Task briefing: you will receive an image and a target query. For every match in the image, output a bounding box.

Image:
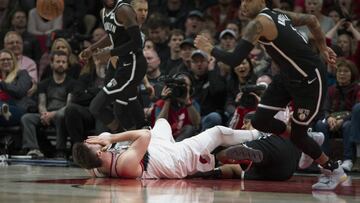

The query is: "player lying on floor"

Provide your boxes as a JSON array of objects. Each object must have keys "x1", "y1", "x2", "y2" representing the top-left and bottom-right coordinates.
[
  {"x1": 191, "y1": 112, "x2": 324, "y2": 181},
  {"x1": 73, "y1": 113, "x2": 323, "y2": 180}
]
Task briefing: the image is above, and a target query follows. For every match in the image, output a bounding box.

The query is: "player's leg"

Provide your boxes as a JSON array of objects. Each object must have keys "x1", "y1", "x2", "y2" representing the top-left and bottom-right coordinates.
[{"x1": 251, "y1": 75, "x2": 291, "y2": 135}]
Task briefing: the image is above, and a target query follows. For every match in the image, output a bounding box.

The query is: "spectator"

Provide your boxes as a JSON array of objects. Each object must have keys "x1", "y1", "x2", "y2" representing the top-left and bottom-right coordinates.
[
  {"x1": 190, "y1": 50, "x2": 227, "y2": 130},
  {"x1": 226, "y1": 58, "x2": 258, "y2": 128},
  {"x1": 64, "y1": 56, "x2": 107, "y2": 145},
  {"x1": 169, "y1": 37, "x2": 196, "y2": 75},
  {"x1": 0, "y1": 0, "x2": 17, "y2": 31},
  {"x1": 159, "y1": 0, "x2": 188, "y2": 29},
  {"x1": 205, "y1": 0, "x2": 237, "y2": 33},
  {"x1": 0, "y1": 49, "x2": 34, "y2": 126},
  {"x1": 314, "y1": 58, "x2": 360, "y2": 171},
  {"x1": 20, "y1": 50, "x2": 76, "y2": 158},
  {"x1": 217, "y1": 29, "x2": 237, "y2": 52},
  {"x1": 27, "y1": 7, "x2": 63, "y2": 36},
  {"x1": 4, "y1": 31, "x2": 38, "y2": 96},
  {"x1": 297, "y1": 0, "x2": 335, "y2": 41},
  {"x1": 0, "y1": 9, "x2": 42, "y2": 63},
  {"x1": 326, "y1": 19, "x2": 360, "y2": 73},
  {"x1": 161, "y1": 29, "x2": 184, "y2": 75},
  {"x1": 144, "y1": 39, "x2": 156, "y2": 51},
  {"x1": 140, "y1": 49, "x2": 164, "y2": 118},
  {"x1": 39, "y1": 38, "x2": 81, "y2": 80},
  {"x1": 151, "y1": 72, "x2": 201, "y2": 141},
  {"x1": 146, "y1": 13, "x2": 170, "y2": 64},
  {"x1": 216, "y1": 29, "x2": 238, "y2": 78},
  {"x1": 184, "y1": 10, "x2": 204, "y2": 38}
]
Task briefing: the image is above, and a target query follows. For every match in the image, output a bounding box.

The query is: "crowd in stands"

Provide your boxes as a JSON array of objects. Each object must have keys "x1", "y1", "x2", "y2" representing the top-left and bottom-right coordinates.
[{"x1": 0, "y1": 0, "x2": 359, "y2": 172}]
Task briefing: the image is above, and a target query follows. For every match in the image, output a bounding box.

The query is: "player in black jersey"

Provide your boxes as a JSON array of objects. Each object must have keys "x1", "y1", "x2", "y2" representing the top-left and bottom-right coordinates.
[
  {"x1": 195, "y1": 0, "x2": 346, "y2": 190},
  {"x1": 80, "y1": 0, "x2": 147, "y2": 132}
]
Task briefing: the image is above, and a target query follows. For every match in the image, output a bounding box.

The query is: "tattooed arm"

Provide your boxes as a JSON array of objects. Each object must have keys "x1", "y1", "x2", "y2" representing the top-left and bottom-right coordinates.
[
  {"x1": 195, "y1": 16, "x2": 274, "y2": 67},
  {"x1": 275, "y1": 9, "x2": 336, "y2": 64}
]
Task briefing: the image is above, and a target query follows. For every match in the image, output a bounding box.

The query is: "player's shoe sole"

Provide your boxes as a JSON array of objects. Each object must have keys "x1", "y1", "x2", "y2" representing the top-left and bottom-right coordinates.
[{"x1": 217, "y1": 144, "x2": 263, "y2": 164}]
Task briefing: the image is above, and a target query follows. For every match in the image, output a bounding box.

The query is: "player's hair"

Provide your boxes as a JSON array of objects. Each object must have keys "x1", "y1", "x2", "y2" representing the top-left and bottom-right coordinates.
[{"x1": 72, "y1": 143, "x2": 102, "y2": 169}]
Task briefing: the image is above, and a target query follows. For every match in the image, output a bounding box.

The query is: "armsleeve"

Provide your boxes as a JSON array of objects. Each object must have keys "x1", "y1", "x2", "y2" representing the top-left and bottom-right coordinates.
[
  {"x1": 110, "y1": 25, "x2": 143, "y2": 56},
  {"x1": 211, "y1": 39, "x2": 254, "y2": 67}
]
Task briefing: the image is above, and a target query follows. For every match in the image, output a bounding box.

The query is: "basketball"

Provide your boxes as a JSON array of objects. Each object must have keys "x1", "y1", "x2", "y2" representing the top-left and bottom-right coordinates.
[{"x1": 36, "y1": 0, "x2": 64, "y2": 21}]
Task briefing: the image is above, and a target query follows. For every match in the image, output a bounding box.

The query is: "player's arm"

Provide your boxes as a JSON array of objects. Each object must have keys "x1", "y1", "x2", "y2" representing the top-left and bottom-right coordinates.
[
  {"x1": 86, "y1": 129, "x2": 151, "y2": 178},
  {"x1": 110, "y1": 5, "x2": 143, "y2": 56},
  {"x1": 195, "y1": 16, "x2": 271, "y2": 67},
  {"x1": 274, "y1": 9, "x2": 327, "y2": 51},
  {"x1": 275, "y1": 9, "x2": 336, "y2": 64}
]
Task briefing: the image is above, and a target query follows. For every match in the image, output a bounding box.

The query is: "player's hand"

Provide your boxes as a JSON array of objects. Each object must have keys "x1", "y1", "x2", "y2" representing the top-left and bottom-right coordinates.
[
  {"x1": 322, "y1": 46, "x2": 337, "y2": 65},
  {"x1": 79, "y1": 47, "x2": 93, "y2": 61},
  {"x1": 86, "y1": 133, "x2": 112, "y2": 151},
  {"x1": 194, "y1": 34, "x2": 214, "y2": 55},
  {"x1": 93, "y1": 49, "x2": 110, "y2": 63}
]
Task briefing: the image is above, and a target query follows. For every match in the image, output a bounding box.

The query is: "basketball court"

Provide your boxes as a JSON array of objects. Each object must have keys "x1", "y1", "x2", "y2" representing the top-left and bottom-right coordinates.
[{"x1": 1, "y1": 163, "x2": 359, "y2": 203}]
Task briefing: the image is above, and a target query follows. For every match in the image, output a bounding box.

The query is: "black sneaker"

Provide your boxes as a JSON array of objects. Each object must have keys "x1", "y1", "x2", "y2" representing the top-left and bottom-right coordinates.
[{"x1": 216, "y1": 144, "x2": 263, "y2": 164}]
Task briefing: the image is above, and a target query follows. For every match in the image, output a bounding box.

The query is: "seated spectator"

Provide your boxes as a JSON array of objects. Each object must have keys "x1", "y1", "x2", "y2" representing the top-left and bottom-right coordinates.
[
  {"x1": 169, "y1": 37, "x2": 196, "y2": 75},
  {"x1": 27, "y1": 6, "x2": 62, "y2": 36},
  {"x1": 20, "y1": 50, "x2": 76, "y2": 158},
  {"x1": 64, "y1": 56, "x2": 107, "y2": 145},
  {"x1": 226, "y1": 58, "x2": 259, "y2": 128},
  {"x1": 39, "y1": 38, "x2": 81, "y2": 80},
  {"x1": 314, "y1": 58, "x2": 360, "y2": 171},
  {"x1": 151, "y1": 72, "x2": 200, "y2": 141},
  {"x1": 297, "y1": 0, "x2": 335, "y2": 40},
  {"x1": 0, "y1": 9, "x2": 42, "y2": 63},
  {"x1": 0, "y1": 0, "x2": 17, "y2": 31},
  {"x1": 190, "y1": 50, "x2": 227, "y2": 131},
  {"x1": 184, "y1": 10, "x2": 204, "y2": 38},
  {"x1": 4, "y1": 31, "x2": 38, "y2": 96},
  {"x1": 146, "y1": 13, "x2": 170, "y2": 64},
  {"x1": 140, "y1": 49, "x2": 164, "y2": 119},
  {"x1": 161, "y1": 29, "x2": 184, "y2": 75},
  {"x1": 216, "y1": 29, "x2": 238, "y2": 78},
  {"x1": 0, "y1": 49, "x2": 35, "y2": 126},
  {"x1": 326, "y1": 18, "x2": 360, "y2": 72},
  {"x1": 205, "y1": 0, "x2": 237, "y2": 33}
]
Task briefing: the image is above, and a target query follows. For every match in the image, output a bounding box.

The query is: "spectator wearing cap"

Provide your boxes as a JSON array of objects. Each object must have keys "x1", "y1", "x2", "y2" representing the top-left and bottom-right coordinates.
[
  {"x1": 189, "y1": 49, "x2": 227, "y2": 131},
  {"x1": 225, "y1": 20, "x2": 242, "y2": 40},
  {"x1": 169, "y1": 37, "x2": 196, "y2": 75},
  {"x1": 215, "y1": 29, "x2": 237, "y2": 78},
  {"x1": 184, "y1": 10, "x2": 204, "y2": 38},
  {"x1": 162, "y1": 29, "x2": 185, "y2": 75},
  {"x1": 206, "y1": 0, "x2": 237, "y2": 33},
  {"x1": 218, "y1": 29, "x2": 237, "y2": 52}
]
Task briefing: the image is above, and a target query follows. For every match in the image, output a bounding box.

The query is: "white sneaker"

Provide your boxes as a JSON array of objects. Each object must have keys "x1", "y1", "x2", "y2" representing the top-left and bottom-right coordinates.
[
  {"x1": 27, "y1": 149, "x2": 44, "y2": 158},
  {"x1": 341, "y1": 159, "x2": 353, "y2": 172},
  {"x1": 312, "y1": 163, "x2": 348, "y2": 190},
  {"x1": 298, "y1": 132, "x2": 325, "y2": 169}
]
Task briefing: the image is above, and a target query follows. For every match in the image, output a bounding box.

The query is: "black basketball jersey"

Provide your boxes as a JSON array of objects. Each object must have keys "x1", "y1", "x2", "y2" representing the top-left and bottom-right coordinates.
[
  {"x1": 258, "y1": 8, "x2": 324, "y2": 79},
  {"x1": 102, "y1": 0, "x2": 132, "y2": 50}
]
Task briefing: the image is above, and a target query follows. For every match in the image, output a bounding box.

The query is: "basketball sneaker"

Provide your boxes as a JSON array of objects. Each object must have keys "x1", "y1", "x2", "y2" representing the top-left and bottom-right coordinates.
[
  {"x1": 298, "y1": 131, "x2": 325, "y2": 169},
  {"x1": 312, "y1": 162, "x2": 348, "y2": 190},
  {"x1": 216, "y1": 144, "x2": 263, "y2": 167}
]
